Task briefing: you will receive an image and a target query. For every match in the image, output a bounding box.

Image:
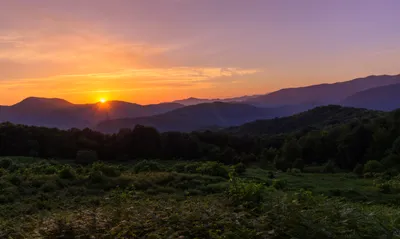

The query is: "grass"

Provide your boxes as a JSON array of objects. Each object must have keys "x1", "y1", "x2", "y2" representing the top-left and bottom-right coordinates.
[
  {"x1": 245, "y1": 167, "x2": 400, "y2": 204},
  {"x1": 2, "y1": 157, "x2": 400, "y2": 238}
]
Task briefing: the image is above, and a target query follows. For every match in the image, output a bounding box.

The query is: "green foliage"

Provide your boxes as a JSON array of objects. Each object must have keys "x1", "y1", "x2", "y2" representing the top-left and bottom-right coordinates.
[
  {"x1": 59, "y1": 166, "x2": 76, "y2": 179},
  {"x1": 227, "y1": 177, "x2": 265, "y2": 206},
  {"x1": 353, "y1": 163, "x2": 364, "y2": 175},
  {"x1": 76, "y1": 150, "x2": 98, "y2": 165},
  {"x1": 282, "y1": 138, "x2": 301, "y2": 163},
  {"x1": 89, "y1": 170, "x2": 106, "y2": 184},
  {"x1": 92, "y1": 162, "x2": 121, "y2": 177},
  {"x1": 0, "y1": 158, "x2": 12, "y2": 169},
  {"x1": 391, "y1": 136, "x2": 400, "y2": 155},
  {"x1": 381, "y1": 154, "x2": 400, "y2": 169},
  {"x1": 364, "y1": 160, "x2": 384, "y2": 173},
  {"x1": 232, "y1": 162, "x2": 246, "y2": 175},
  {"x1": 1, "y1": 158, "x2": 400, "y2": 238},
  {"x1": 133, "y1": 160, "x2": 162, "y2": 173},
  {"x1": 321, "y1": 160, "x2": 335, "y2": 173},
  {"x1": 292, "y1": 158, "x2": 305, "y2": 171},
  {"x1": 196, "y1": 161, "x2": 229, "y2": 178},
  {"x1": 272, "y1": 179, "x2": 287, "y2": 190},
  {"x1": 40, "y1": 181, "x2": 59, "y2": 193},
  {"x1": 275, "y1": 158, "x2": 291, "y2": 171},
  {"x1": 287, "y1": 168, "x2": 302, "y2": 176}
]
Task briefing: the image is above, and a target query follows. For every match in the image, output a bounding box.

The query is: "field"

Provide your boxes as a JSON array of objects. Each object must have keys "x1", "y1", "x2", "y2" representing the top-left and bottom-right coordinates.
[{"x1": 1, "y1": 157, "x2": 400, "y2": 238}]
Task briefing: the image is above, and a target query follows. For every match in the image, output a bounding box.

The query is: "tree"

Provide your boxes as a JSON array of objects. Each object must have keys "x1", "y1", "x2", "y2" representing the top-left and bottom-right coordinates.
[
  {"x1": 261, "y1": 147, "x2": 278, "y2": 162},
  {"x1": 275, "y1": 158, "x2": 291, "y2": 171},
  {"x1": 281, "y1": 138, "x2": 301, "y2": 163},
  {"x1": 130, "y1": 125, "x2": 162, "y2": 159},
  {"x1": 353, "y1": 163, "x2": 364, "y2": 175},
  {"x1": 363, "y1": 160, "x2": 384, "y2": 173},
  {"x1": 391, "y1": 136, "x2": 400, "y2": 155},
  {"x1": 381, "y1": 154, "x2": 400, "y2": 169},
  {"x1": 292, "y1": 158, "x2": 305, "y2": 171},
  {"x1": 321, "y1": 160, "x2": 335, "y2": 173}
]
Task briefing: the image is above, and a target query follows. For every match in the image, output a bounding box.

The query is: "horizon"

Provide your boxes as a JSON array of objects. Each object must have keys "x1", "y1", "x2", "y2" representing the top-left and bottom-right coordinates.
[
  {"x1": 0, "y1": 73, "x2": 398, "y2": 106},
  {"x1": 1, "y1": 0, "x2": 400, "y2": 105}
]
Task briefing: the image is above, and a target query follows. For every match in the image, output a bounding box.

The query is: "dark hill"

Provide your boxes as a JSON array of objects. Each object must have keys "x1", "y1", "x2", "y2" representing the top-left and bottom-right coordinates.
[
  {"x1": 97, "y1": 102, "x2": 284, "y2": 133},
  {"x1": 225, "y1": 105, "x2": 381, "y2": 135},
  {"x1": 341, "y1": 83, "x2": 400, "y2": 111},
  {"x1": 246, "y1": 74, "x2": 400, "y2": 107}
]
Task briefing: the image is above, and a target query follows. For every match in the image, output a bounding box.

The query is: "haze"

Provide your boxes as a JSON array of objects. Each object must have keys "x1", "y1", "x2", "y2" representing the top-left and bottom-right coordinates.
[{"x1": 1, "y1": 0, "x2": 399, "y2": 105}]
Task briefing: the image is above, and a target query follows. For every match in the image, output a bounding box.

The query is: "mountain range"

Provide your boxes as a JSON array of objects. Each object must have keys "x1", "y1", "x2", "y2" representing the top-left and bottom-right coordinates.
[
  {"x1": 0, "y1": 97, "x2": 183, "y2": 129},
  {"x1": 1, "y1": 74, "x2": 399, "y2": 132}
]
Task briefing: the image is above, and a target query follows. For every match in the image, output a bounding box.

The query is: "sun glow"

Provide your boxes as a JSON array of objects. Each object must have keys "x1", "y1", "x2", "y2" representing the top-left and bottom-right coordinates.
[{"x1": 99, "y1": 98, "x2": 107, "y2": 103}]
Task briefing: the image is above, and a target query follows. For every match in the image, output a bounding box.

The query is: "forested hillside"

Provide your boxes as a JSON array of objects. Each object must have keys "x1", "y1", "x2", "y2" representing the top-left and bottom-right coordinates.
[
  {"x1": 225, "y1": 105, "x2": 382, "y2": 135},
  {"x1": 1, "y1": 105, "x2": 400, "y2": 172}
]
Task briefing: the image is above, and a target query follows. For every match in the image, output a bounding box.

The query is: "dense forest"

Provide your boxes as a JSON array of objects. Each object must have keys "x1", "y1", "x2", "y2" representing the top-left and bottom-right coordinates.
[{"x1": 1, "y1": 105, "x2": 400, "y2": 173}]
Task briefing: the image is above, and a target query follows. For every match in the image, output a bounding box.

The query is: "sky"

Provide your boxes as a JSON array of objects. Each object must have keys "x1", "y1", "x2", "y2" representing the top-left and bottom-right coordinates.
[{"x1": 0, "y1": 0, "x2": 400, "y2": 105}]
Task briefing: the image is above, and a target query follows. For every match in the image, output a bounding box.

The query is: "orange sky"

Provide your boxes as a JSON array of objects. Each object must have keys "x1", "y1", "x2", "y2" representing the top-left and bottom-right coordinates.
[{"x1": 1, "y1": 0, "x2": 400, "y2": 105}]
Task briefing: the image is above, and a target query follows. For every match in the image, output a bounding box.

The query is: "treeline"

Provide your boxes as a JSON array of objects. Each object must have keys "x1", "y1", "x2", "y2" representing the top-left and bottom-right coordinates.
[{"x1": 1, "y1": 106, "x2": 400, "y2": 172}]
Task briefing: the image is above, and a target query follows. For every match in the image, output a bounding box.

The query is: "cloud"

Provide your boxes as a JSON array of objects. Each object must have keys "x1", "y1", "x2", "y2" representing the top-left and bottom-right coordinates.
[{"x1": 0, "y1": 67, "x2": 260, "y2": 92}]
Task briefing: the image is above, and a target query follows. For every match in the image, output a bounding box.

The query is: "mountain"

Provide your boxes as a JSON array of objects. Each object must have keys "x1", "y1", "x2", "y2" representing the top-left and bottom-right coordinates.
[
  {"x1": 0, "y1": 98, "x2": 183, "y2": 129},
  {"x1": 245, "y1": 74, "x2": 400, "y2": 107},
  {"x1": 96, "y1": 102, "x2": 295, "y2": 133},
  {"x1": 173, "y1": 95, "x2": 260, "y2": 106},
  {"x1": 341, "y1": 83, "x2": 400, "y2": 111},
  {"x1": 225, "y1": 105, "x2": 382, "y2": 135},
  {"x1": 11, "y1": 97, "x2": 74, "y2": 112}
]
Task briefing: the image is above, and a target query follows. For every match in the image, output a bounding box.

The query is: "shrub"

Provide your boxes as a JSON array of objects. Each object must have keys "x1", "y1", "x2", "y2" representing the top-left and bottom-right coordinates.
[
  {"x1": 227, "y1": 177, "x2": 264, "y2": 206},
  {"x1": 321, "y1": 160, "x2": 335, "y2": 173},
  {"x1": 41, "y1": 182, "x2": 59, "y2": 193},
  {"x1": 196, "y1": 161, "x2": 229, "y2": 178},
  {"x1": 89, "y1": 171, "x2": 106, "y2": 184},
  {"x1": 133, "y1": 160, "x2": 162, "y2": 173},
  {"x1": 43, "y1": 165, "x2": 58, "y2": 175},
  {"x1": 184, "y1": 163, "x2": 200, "y2": 174},
  {"x1": 173, "y1": 163, "x2": 186, "y2": 173},
  {"x1": 287, "y1": 168, "x2": 302, "y2": 176},
  {"x1": 292, "y1": 158, "x2": 305, "y2": 171},
  {"x1": 92, "y1": 162, "x2": 120, "y2": 177},
  {"x1": 8, "y1": 175, "x2": 22, "y2": 186},
  {"x1": 0, "y1": 158, "x2": 12, "y2": 169},
  {"x1": 353, "y1": 163, "x2": 364, "y2": 175},
  {"x1": 232, "y1": 162, "x2": 246, "y2": 175},
  {"x1": 272, "y1": 179, "x2": 287, "y2": 190},
  {"x1": 59, "y1": 167, "x2": 76, "y2": 179},
  {"x1": 381, "y1": 154, "x2": 400, "y2": 169},
  {"x1": 275, "y1": 158, "x2": 291, "y2": 171},
  {"x1": 364, "y1": 160, "x2": 384, "y2": 173},
  {"x1": 0, "y1": 168, "x2": 7, "y2": 177},
  {"x1": 75, "y1": 150, "x2": 98, "y2": 165}
]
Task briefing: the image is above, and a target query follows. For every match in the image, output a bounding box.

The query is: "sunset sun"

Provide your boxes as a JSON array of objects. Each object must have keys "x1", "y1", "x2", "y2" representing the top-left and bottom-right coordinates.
[{"x1": 99, "y1": 98, "x2": 107, "y2": 103}]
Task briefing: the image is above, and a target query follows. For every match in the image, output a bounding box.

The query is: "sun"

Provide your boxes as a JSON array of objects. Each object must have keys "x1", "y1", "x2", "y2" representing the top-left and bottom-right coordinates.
[{"x1": 99, "y1": 98, "x2": 107, "y2": 103}]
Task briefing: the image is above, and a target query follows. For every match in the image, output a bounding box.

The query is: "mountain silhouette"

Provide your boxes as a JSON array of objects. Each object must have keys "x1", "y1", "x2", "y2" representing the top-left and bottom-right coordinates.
[
  {"x1": 96, "y1": 102, "x2": 294, "y2": 133},
  {"x1": 0, "y1": 98, "x2": 183, "y2": 129},
  {"x1": 341, "y1": 83, "x2": 400, "y2": 111},
  {"x1": 173, "y1": 95, "x2": 260, "y2": 105},
  {"x1": 245, "y1": 74, "x2": 400, "y2": 107},
  {"x1": 1, "y1": 74, "x2": 399, "y2": 130}
]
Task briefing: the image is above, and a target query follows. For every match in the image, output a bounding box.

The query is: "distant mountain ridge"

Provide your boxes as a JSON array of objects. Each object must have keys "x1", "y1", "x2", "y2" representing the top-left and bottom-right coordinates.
[
  {"x1": 0, "y1": 98, "x2": 183, "y2": 129},
  {"x1": 96, "y1": 102, "x2": 291, "y2": 133},
  {"x1": 1, "y1": 73, "x2": 400, "y2": 131},
  {"x1": 173, "y1": 95, "x2": 260, "y2": 105},
  {"x1": 245, "y1": 74, "x2": 400, "y2": 107},
  {"x1": 341, "y1": 83, "x2": 400, "y2": 111}
]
